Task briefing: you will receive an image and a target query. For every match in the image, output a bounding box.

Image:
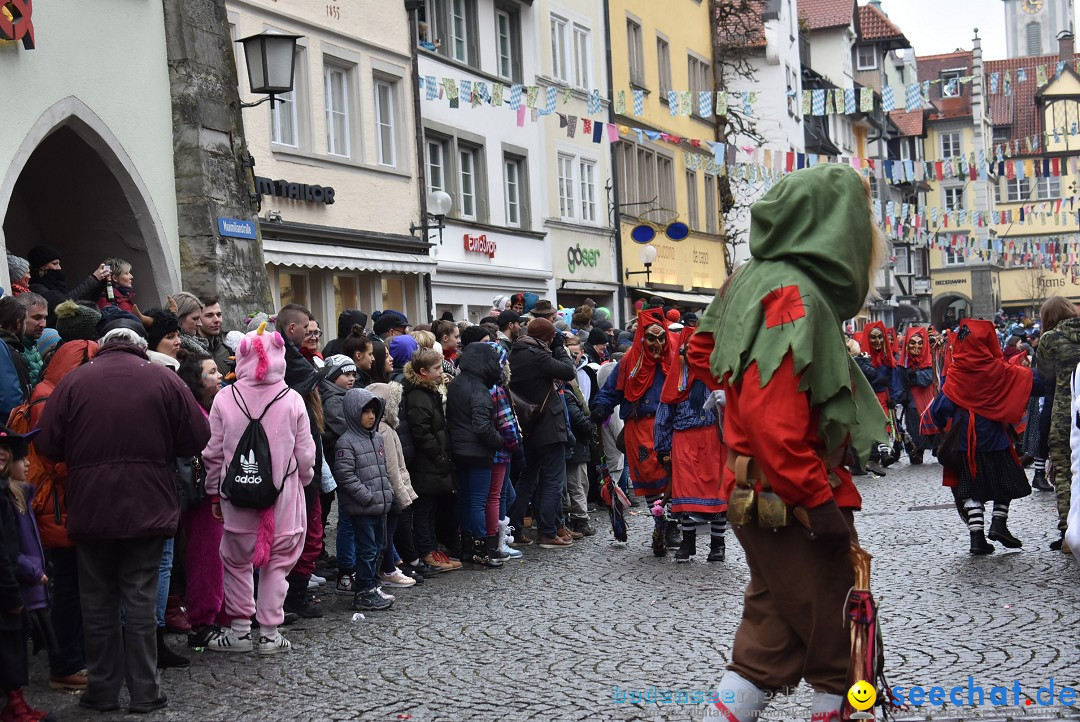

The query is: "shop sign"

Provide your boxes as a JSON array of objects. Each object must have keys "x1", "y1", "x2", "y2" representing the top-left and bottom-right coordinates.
[
  {"x1": 254, "y1": 176, "x2": 336, "y2": 205},
  {"x1": 0, "y1": 0, "x2": 35, "y2": 49},
  {"x1": 566, "y1": 244, "x2": 601, "y2": 274},
  {"x1": 217, "y1": 217, "x2": 257, "y2": 240},
  {"x1": 464, "y1": 233, "x2": 496, "y2": 258}
]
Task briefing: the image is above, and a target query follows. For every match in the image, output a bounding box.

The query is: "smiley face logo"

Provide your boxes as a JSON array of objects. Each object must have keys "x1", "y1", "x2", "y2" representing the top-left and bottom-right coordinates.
[{"x1": 847, "y1": 680, "x2": 877, "y2": 711}]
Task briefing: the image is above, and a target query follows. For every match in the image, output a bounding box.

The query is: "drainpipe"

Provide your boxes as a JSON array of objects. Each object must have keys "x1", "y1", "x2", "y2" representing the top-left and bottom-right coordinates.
[
  {"x1": 405, "y1": 0, "x2": 433, "y2": 320},
  {"x1": 602, "y1": 0, "x2": 626, "y2": 325}
]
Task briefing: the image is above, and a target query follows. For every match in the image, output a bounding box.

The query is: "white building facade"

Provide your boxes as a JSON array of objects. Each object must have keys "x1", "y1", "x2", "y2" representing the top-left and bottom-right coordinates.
[{"x1": 417, "y1": 0, "x2": 552, "y2": 322}]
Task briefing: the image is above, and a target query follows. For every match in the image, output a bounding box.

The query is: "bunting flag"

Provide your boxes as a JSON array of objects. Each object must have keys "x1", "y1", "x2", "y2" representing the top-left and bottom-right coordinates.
[
  {"x1": 425, "y1": 76, "x2": 438, "y2": 100},
  {"x1": 680, "y1": 91, "x2": 693, "y2": 116},
  {"x1": 860, "y1": 87, "x2": 874, "y2": 112},
  {"x1": 543, "y1": 86, "x2": 557, "y2": 114},
  {"x1": 905, "y1": 82, "x2": 922, "y2": 110},
  {"x1": 883, "y1": 85, "x2": 895, "y2": 112},
  {"x1": 526, "y1": 85, "x2": 540, "y2": 109},
  {"x1": 633, "y1": 89, "x2": 644, "y2": 116},
  {"x1": 667, "y1": 90, "x2": 679, "y2": 116},
  {"x1": 698, "y1": 90, "x2": 713, "y2": 117},
  {"x1": 508, "y1": 84, "x2": 523, "y2": 109},
  {"x1": 615, "y1": 90, "x2": 626, "y2": 115},
  {"x1": 587, "y1": 89, "x2": 602, "y2": 115},
  {"x1": 492, "y1": 82, "x2": 504, "y2": 106},
  {"x1": 803, "y1": 90, "x2": 813, "y2": 116},
  {"x1": 812, "y1": 89, "x2": 825, "y2": 116},
  {"x1": 989, "y1": 73, "x2": 999, "y2": 94},
  {"x1": 716, "y1": 91, "x2": 728, "y2": 115}
]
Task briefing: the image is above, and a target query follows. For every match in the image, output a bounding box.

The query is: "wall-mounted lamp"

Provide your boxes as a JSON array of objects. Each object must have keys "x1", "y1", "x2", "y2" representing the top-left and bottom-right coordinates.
[
  {"x1": 410, "y1": 190, "x2": 453, "y2": 244},
  {"x1": 625, "y1": 244, "x2": 658, "y2": 286},
  {"x1": 265, "y1": 210, "x2": 283, "y2": 224},
  {"x1": 237, "y1": 31, "x2": 301, "y2": 109}
]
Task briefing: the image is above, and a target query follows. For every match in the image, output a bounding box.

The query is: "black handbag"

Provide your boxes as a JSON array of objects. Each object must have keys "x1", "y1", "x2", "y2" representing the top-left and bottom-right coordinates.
[
  {"x1": 933, "y1": 416, "x2": 965, "y2": 473},
  {"x1": 174, "y1": 456, "x2": 206, "y2": 511}
]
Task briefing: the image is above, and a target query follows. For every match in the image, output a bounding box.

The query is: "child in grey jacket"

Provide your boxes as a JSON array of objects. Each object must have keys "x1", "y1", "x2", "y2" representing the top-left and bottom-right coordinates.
[{"x1": 333, "y1": 387, "x2": 394, "y2": 611}]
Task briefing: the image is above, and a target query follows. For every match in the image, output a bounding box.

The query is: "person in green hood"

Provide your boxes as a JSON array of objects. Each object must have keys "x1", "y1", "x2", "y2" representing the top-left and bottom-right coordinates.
[{"x1": 687, "y1": 163, "x2": 888, "y2": 722}]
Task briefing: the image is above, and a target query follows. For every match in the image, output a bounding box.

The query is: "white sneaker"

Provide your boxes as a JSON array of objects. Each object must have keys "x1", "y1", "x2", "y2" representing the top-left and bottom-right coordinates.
[
  {"x1": 205, "y1": 629, "x2": 253, "y2": 653},
  {"x1": 307, "y1": 578, "x2": 319, "y2": 590},
  {"x1": 256, "y1": 634, "x2": 292, "y2": 655},
  {"x1": 377, "y1": 569, "x2": 416, "y2": 588},
  {"x1": 375, "y1": 586, "x2": 396, "y2": 602},
  {"x1": 310, "y1": 574, "x2": 327, "y2": 586}
]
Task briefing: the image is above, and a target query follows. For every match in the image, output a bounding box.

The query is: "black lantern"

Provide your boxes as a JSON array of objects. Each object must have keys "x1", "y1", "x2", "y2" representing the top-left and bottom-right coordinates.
[{"x1": 237, "y1": 31, "x2": 301, "y2": 108}]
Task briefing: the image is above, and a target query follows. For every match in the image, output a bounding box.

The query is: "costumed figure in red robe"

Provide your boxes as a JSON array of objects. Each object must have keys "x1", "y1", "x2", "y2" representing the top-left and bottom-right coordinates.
[
  {"x1": 688, "y1": 164, "x2": 888, "y2": 722},
  {"x1": 591, "y1": 307, "x2": 676, "y2": 556},
  {"x1": 889, "y1": 326, "x2": 940, "y2": 464},
  {"x1": 852, "y1": 321, "x2": 898, "y2": 475},
  {"x1": 653, "y1": 325, "x2": 727, "y2": 562}
]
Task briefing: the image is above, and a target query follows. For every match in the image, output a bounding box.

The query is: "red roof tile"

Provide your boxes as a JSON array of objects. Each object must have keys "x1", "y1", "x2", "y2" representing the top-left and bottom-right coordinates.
[
  {"x1": 715, "y1": 0, "x2": 766, "y2": 48},
  {"x1": 889, "y1": 109, "x2": 925, "y2": 137},
  {"x1": 799, "y1": 0, "x2": 856, "y2": 31},
  {"x1": 858, "y1": 4, "x2": 908, "y2": 44},
  {"x1": 917, "y1": 51, "x2": 974, "y2": 119},
  {"x1": 986, "y1": 53, "x2": 1080, "y2": 156}
]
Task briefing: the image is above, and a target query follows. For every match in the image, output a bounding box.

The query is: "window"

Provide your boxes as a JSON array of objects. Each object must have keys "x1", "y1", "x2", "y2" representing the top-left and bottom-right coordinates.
[
  {"x1": 637, "y1": 145, "x2": 657, "y2": 204},
  {"x1": 495, "y1": 8, "x2": 519, "y2": 82},
  {"x1": 333, "y1": 275, "x2": 359, "y2": 321},
  {"x1": 941, "y1": 70, "x2": 962, "y2": 98},
  {"x1": 616, "y1": 142, "x2": 637, "y2": 204},
  {"x1": 557, "y1": 154, "x2": 575, "y2": 219},
  {"x1": 894, "y1": 246, "x2": 911, "y2": 275},
  {"x1": 657, "y1": 155, "x2": 675, "y2": 210},
  {"x1": 324, "y1": 65, "x2": 350, "y2": 158},
  {"x1": 939, "y1": 131, "x2": 961, "y2": 159},
  {"x1": 1027, "y1": 22, "x2": 1042, "y2": 56},
  {"x1": 551, "y1": 15, "x2": 568, "y2": 83},
  {"x1": 374, "y1": 79, "x2": 397, "y2": 167},
  {"x1": 1037, "y1": 176, "x2": 1061, "y2": 199},
  {"x1": 999, "y1": 177, "x2": 1032, "y2": 202},
  {"x1": 458, "y1": 145, "x2": 479, "y2": 219},
  {"x1": 278, "y1": 271, "x2": 309, "y2": 308},
  {"x1": 856, "y1": 44, "x2": 876, "y2": 71},
  {"x1": 572, "y1": 25, "x2": 591, "y2": 89},
  {"x1": 627, "y1": 19, "x2": 645, "y2": 87},
  {"x1": 579, "y1": 159, "x2": 597, "y2": 222},
  {"x1": 421, "y1": 0, "x2": 446, "y2": 53},
  {"x1": 686, "y1": 171, "x2": 699, "y2": 230},
  {"x1": 504, "y1": 155, "x2": 523, "y2": 228},
  {"x1": 657, "y1": 37, "x2": 671, "y2": 97},
  {"x1": 426, "y1": 138, "x2": 447, "y2": 193},
  {"x1": 704, "y1": 173, "x2": 717, "y2": 234},
  {"x1": 451, "y1": 0, "x2": 471, "y2": 62},
  {"x1": 943, "y1": 186, "x2": 964, "y2": 212},
  {"x1": 786, "y1": 64, "x2": 798, "y2": 117},
  {"x1": 944, "y1": 245, "x2": 965, "y2": 267},
  {"x1": 271, "y1": 87, "x2": 299, "y2": 148},
  {"x1": 912, "y1": 247, "x2": 926, "y2": 277},
  {"x1": 688, "y1": 55, "x2": 711, "y2": 115}
]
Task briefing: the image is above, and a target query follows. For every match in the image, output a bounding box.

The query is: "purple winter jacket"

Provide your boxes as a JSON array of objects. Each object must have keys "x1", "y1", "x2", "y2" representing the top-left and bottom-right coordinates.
[{"x1": 10, "y1": 483, "x2": 47, "y2": 611}]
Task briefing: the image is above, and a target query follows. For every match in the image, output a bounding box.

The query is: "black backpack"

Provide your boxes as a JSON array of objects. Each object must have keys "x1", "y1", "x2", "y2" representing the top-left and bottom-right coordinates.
[{"x1": 221, "y1": 386, "x2": 292, "y2": 509}]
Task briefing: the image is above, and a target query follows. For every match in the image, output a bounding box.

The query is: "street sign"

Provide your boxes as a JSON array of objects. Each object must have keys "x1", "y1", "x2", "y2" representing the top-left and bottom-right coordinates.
[{"x1": 217, "y1": 217, "x2": 257, "y2": 240}]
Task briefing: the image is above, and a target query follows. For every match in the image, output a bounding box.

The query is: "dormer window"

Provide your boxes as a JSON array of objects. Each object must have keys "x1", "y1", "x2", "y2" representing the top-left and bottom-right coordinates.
[{"x1": 941, "y1": 70, "x2": 963, "y2": 98}]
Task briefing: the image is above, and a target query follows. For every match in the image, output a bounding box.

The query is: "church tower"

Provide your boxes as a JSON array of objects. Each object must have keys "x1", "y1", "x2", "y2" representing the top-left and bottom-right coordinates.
[{"x1": 1005, "y1": 0, "x2": 1075, "y2": 57}]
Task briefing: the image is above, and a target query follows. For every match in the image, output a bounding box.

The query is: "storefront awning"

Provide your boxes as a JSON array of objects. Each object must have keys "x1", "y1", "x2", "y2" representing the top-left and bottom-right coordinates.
[
  {"x1": 262, "y1": 239, "x2": 436, "y2": 275},
  {"x1": 631, "y1": 288, "x2": 716, "y2": 307},
  {"x1": 559, "y1": 280, "x2": 622, "y2": 294}
]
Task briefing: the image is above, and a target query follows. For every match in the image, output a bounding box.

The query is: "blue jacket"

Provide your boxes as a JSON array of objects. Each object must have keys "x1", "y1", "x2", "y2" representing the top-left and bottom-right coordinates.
[
  {"x1": 653, "y1": 380, "x2": 718, "y2": 454},
  {"x1": 854, "y1": 354, "x2": 891, "y2": 395},
  {"x1": 929, "y1": 392, "x2": 1011, "y2": 453},
  {"x1": 889, "y1": 365, "x2": 935, "y2": 406},
  {"x1": 591, "y1": 360, "x2": 665, "y2": 421}
]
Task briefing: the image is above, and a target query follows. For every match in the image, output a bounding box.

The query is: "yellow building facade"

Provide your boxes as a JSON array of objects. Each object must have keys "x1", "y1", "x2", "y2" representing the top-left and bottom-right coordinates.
[{"x1": 608, "y1": 0, "x2": 726, "y2": 302}]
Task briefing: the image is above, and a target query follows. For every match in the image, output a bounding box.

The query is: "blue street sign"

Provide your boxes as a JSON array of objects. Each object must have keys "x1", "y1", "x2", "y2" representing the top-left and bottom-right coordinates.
[{"x1": 217, "y1": 217, "x2": 257, "y2": 240}]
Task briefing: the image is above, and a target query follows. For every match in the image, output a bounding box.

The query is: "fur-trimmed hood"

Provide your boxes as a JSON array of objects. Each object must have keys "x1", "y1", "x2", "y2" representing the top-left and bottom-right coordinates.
[
  {"x1": 366, "y1": 381, "x2": 403, "y2": 429},
  {"x1": 403, "y1": 361, "x2": 439, "y2": 391}
]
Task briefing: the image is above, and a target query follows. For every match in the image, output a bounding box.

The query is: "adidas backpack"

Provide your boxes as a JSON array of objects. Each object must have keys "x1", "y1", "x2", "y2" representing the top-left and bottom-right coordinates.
[{"x1": 221, "y1": 386, "x2": 291, "y2": 509}]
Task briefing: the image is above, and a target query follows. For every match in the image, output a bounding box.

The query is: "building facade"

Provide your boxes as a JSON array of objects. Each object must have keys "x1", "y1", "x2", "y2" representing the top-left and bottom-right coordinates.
[
  {"x1": 228, "y1": 0, "x2": 430, "y2": 327},
  {"x1": 1004, "y1": 0, "x2": 1074, "y2": 58}
]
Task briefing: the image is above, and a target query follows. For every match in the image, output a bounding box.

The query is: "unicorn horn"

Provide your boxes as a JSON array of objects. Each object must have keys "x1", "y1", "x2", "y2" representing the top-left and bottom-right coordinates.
[{"x1": 256, "y1": 321, "x2": 267, "y2": 335}]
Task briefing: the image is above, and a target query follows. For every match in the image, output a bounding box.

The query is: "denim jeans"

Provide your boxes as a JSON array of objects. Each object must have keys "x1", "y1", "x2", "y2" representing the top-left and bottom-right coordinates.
[
  {"x1": 380, "y1": 508, "x2": 399, "y2": 575},
  {"x1": 46, "y1": 547, "x2": 85, "y2": 677},
  {"x1": 499, "y1": 474, "x2": 517, "y2": 520},
  {"x1": 511, "y1": 441, "x2": 566, "y2": 538},
  {"x1": 350, "y1": 514, "x2": 385, "y2": 591},
  {"x1": 154, "y1": 538, "x2": 173, "y2": 628},
  {"x1": 456, "y1": 464, "x2": 493, "y2": 538},
  {"x1": 336, "y1": 507, "x2": 356, "y2": 573}
]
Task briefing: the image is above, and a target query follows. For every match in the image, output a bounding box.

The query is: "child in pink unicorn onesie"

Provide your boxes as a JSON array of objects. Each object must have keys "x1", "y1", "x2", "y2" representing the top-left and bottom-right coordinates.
[{"x1": 202, "y1": 323, "x2": 315, "y2": 654}]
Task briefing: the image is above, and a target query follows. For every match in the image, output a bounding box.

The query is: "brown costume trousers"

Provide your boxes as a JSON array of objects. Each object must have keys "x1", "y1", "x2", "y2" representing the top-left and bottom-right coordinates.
[{"x1": 728, "y1": 509, "x2": 856, "y2": 695}]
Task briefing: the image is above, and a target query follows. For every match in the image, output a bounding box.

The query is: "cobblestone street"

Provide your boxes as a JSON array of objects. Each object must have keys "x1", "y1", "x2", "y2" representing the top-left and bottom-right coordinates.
[{"x1": 30, "y1": 459, "x2": 1080, "y2": 721}]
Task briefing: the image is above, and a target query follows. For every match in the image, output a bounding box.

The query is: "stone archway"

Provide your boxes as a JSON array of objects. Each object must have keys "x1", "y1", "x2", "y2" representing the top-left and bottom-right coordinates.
[
  {"x1": 931, "y1": 293, "x2": 972, "y2": 330},
  {"x1": 0, "y1": 97, "x2": 178, "y2": 303}
]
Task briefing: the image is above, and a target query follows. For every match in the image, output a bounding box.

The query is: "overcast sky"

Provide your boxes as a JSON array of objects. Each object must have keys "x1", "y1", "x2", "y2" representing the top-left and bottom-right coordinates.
[{"x1": 875, "y1": 0, "x2": 1008, "y2": 60}]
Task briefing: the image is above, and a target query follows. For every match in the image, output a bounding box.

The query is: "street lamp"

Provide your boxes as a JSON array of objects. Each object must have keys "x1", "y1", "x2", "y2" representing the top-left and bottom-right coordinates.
[
  {"x1": 410, "y1": 190, "x2": 453, "y2": 243},
  {"x1": 237, "y1": 31, "x2": 302, "y2": 108},
  {"x1": 625, "y1": 243, "x2": 658, "y2": 285}
]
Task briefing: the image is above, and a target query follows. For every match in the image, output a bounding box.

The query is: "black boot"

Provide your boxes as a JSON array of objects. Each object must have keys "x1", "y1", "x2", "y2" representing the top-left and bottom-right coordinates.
[
  {"x1": 665, "y1": 518, "x2": 682, "y2": 548},
  {"x1": 156, "y1": 627, "x2": 190, "y2": 669},
  {"x1": 911, "y1": 449, "x2": 924, "y2": 465},
  {"x1": 464, "y1": 535, "x2": 502, "y2": 568},
  {"x1": 283, "y1": 573, "x2": 323, "y2": 618},
  {"x1": 707, "y1": 536, "x2": 726, "y2": 562},
  {"x1": 878, "y1": 445, "x2": 896, "y2": 468},
  {"x1": 651, "y1": 524, "x2": 667, "y2": 557},
  {"x1": 1032, "y1": 469, "x2": 1053, "y2": 491},
  {"x1": 988, "y1": 518, "x2": 1022, "y2": 548},
  {"x1": 486, "y1": 535, "x2": 509, "y2": 562},
  {"x1": 969, "y1": 531, "x2": 995, "y2": 555},
  {"x1": 1051, "y1": 530, "x2": 1066, "y2": 551},
  {"x1": 674, "y1": 529, "x2": 696, "y2": 562}
]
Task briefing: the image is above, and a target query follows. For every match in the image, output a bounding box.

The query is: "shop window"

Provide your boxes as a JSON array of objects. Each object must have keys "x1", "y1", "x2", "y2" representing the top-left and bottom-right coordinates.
[
  {"x1": 333, "y1": 275, "x2": 359, "y2": 322},
  {"x1": 374, "y1": 77, "x2": 397, "y2": 167},
  {"x1": 279, "y1": 271, "x2": 309, "y2": 308},
  {"x1": 382, "y1": 277, "x2": 406, "y2": 316},
  {"x1": 579, "y1": 159, "x2": 597, "y2": 223},
  {"x1": 704, "y1": 173, "x2": 717, "y2": 234},
  {"x1": 657, "y1": 36, "x2": 671, "y2": 98},
  {"x1": 686, "y1": 170, "x2": 699, "y2": 230},
  {"x1": 324, "y1": 63, "x2": 351, "y2": 158}
]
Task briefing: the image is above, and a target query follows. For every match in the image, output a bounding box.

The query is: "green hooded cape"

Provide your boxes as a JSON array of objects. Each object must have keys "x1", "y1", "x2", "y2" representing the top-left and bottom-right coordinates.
[{"x1": 696, "y1": 163, "x2": 887, "y2": 462}]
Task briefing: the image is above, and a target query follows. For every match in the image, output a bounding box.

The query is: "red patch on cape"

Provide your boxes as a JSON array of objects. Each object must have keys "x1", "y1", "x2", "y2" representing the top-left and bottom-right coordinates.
[{"x1": 761, "y1": 285, "x2": 806, "y2": 329}]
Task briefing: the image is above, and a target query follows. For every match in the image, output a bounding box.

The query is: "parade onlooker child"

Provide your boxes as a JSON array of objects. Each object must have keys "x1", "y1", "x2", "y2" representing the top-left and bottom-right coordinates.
[
  {"x1": 202, "y1": 323, "x2": 316, "y2": 654},
  {"x1": 0, "y1": 426, "x2": 55, "y2": 722},
  {"x1": 333, "y1": 388, "x2": 394, "y2": 611}
]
